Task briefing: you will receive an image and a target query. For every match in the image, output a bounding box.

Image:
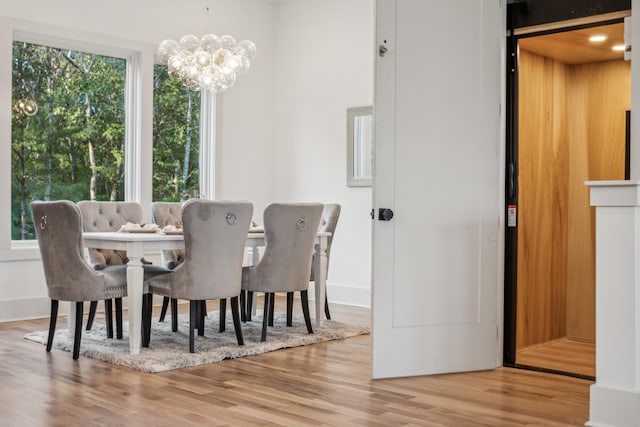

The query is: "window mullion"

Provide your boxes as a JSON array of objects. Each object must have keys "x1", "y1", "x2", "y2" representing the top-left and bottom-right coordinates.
[
  {"x1": 125, "y1": 52, "x2": 141, "y2": 203},
  {"x1": 199, "y1": 89, "x2": 216, "y2": 200}
]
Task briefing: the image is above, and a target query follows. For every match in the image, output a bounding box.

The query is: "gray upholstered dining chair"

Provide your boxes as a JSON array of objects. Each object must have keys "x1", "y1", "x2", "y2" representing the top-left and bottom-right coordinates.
[
  {"x1": 286, "y1": 203, "x2": 341, "y2": 323},
  {"x1": 143, "y1": 199, "x2": 253, "y2": 353},
  {"x1": 242, "y1": 203, "x2": 323, "y2": 342},
  {"x1": 78, "y1": 200, "x2": 170, "y2": 338},
  {"x1": 150, "y1": 201, "x2": 185, "y2": 328},
  {"x1": 31, "y1": 200, "x2": 128, "y2": 360}
]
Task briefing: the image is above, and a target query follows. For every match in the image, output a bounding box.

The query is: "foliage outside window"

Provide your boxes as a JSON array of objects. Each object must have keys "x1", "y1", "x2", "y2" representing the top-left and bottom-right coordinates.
[
  {"x1": 11, "y1": 41, "x2": 126, "y2": 241},
  {"x1": 152, "y1": 64, "x2": 201, "y2": 202}
]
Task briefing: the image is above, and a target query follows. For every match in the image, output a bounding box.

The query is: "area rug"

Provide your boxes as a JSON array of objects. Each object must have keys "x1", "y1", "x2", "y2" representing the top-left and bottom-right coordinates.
[{"x1": 24, "y1": 311, "x2": 369, "y2": 373}]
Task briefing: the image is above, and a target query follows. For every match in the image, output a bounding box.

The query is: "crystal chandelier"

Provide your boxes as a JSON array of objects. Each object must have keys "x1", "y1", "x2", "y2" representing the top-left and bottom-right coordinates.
[{"x1": 157, "y1": 34, "x2": 256, "y2": 93}]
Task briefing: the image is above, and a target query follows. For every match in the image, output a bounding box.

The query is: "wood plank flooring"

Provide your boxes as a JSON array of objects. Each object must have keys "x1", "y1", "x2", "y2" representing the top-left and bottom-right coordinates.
[
  {"x1": 0, "y1": 301, "x2": 592, "y2": 426},
  {"x1": 516, "y1": 338, "x2": 595, "y2": 378}
]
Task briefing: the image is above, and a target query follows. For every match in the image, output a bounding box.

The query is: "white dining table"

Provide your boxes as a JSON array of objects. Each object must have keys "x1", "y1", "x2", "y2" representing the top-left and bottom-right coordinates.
[{"x1": 78, "y1": 230, "x2": 330, "y2": 354}]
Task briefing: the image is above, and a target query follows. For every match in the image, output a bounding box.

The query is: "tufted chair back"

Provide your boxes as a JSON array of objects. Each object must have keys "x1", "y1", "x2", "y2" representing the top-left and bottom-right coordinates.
[
  {"x1": 242, "y1": 203, "x2": 323, "y2": 293},
  {"x1": 145, "y1": 199, "x2": 253, "y2": 301},
  {"x1": 151, "y1": 202, "x2": 185, "y2": 269},
  {"x1": 31, "y1": 200, "x2": 127, "y2": 302},
  {"x1": 77, "y1": 201, "x2": 143, "y2": 270}
]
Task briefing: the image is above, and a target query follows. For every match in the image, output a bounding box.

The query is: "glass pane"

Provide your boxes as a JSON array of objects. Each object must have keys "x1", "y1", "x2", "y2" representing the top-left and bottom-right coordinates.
[
  {"x1": 11, "y1": 41, "x2": 126, "y2": 240},
  {"x1": 152, "y1": 64, "x2": 201, "y2": 202},
  {"x1": 353, "y1": 114, "x2": 373, "y2": 178}
]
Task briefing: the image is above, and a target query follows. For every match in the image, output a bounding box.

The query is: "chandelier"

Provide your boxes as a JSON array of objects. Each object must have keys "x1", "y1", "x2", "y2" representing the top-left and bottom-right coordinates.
[{"x1": 157, "y1": 34, "x2": 256, "y2": 93}]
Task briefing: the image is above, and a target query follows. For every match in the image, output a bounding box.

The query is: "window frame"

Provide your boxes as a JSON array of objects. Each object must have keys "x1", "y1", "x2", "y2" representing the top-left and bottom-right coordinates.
[{"x1": 0, "y1": 17, "x2": 151, "y2": 260}]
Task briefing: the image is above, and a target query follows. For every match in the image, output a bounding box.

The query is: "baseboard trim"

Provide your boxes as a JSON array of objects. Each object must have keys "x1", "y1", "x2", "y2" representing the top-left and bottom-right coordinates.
[
  {"x1": 309, "y1": 281, "x2": 371, "y2": 308},
  {"x1": 1, "y1": 284, "x2": 371, "y2": 323},
  {"x1": 586, "y1": 384, "x2": 640, "y2": 427},
  {"x1": 0, "y1": 296, "x2": 135, "y2": 323},
  {"x1": 0, "y1": 297, "x2": 59, "y2": 322}
]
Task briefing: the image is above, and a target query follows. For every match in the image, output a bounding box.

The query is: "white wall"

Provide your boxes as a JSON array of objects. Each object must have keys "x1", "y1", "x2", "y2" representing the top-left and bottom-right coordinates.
[
  {"x1": 0, "y1": 0, "x2": 374, "y2": 321},
  {"x1": 271, "y1": 0, "x2": 374, "y2": 307}
]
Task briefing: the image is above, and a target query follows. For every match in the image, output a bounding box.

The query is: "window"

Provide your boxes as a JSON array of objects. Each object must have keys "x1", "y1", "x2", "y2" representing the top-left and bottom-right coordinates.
[
  {"x1": 152, "y1": 64, "x2": 201, "y2": 202},
  {"x1": 11, "y1": 40, "x2": 126, "y2": 240},
  {"x1": 2, "y1": 19, "x2": 213, "y2": 255}
]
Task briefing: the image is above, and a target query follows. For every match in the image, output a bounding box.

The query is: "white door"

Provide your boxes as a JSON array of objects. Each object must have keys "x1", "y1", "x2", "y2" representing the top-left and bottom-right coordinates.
[{"x1": 372, "y1": 0, "x2": 504, "y2": 378}]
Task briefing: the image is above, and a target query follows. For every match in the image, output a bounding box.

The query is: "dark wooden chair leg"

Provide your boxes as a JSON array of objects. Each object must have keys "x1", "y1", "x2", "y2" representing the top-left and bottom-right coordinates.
[
  {"x1": 86, "y1": 300, "x2": 98, "y2": 330},
  {"x1": 246, "y1": 291, "x2": 253, "y2": 321},
  {"x1": 268, "y1": 293, "x2": 275, "y2": 326},
  {"x1": 189, "y1": 300, "x2": 197, "y2": 353},
  {"x1": 142, "y1": 293, "x2": 153, "y2": 347},
  {"x1": 115, "y1": 297, "x2": 123, "y2": 339},
  {"x1": 324, "y1": 288, "x2": 331, "y2": 320},
  {"x1": 230, "y1": 296, "x2": 244, "y2": 345},
  {"x1": 202, "y1": 300, "x2": 209, "y2": 317},
  {"x1": 300, "y1": 290, "x2": 313, "y2": 334},
  {"x1": 261, "y1": 293, "x2": 270, "y2": 342},
  {"x1": 286, "y1": 292, "x2": 294, "y2": 326},
  {"x1": 148, "y1": 294, "x2": 155, "y2": 346},
  {"x1": 104, "y1": 299, "x2": 114, "y2": 339},
  {"x1": 73, "y1": 301, "x2": 83, "y2": 360},
  {"x1": 240, "y1": 290, "x2": 246, "y2": 322},
  {"x1": 194, "y1": 299, "x2": 201, "y2": 332},
  {"x1": 159, "y1": 296, "x2": 170, "y2": 322},
  {"x1": 47, "y1": 299, "x2": 59, "y2": 352},
  {"x1": 219, "y1": 298, "x2": 227, "y2": 333},
  {"x1": 171, "y1": 298, "x2": 178, "y2": 332},
  {"x1": 198, "y1": 300, "x2": 206, "y2": 336}
]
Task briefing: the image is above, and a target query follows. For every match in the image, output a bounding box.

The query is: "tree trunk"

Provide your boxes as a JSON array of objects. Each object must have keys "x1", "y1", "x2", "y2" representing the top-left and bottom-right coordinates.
[
  {"x1": 44, "y1": 71, "x2": 54, "y2": 202},
  {"x1": 67, "y1": 137, "x2": 75, "y2": 182},
  {"x1": 182, "y1": 90, "x2": 193, "y2": 194},
  {"x1": 45, "y1": 150, "x2": 52, "y2": 201},
  {"x1": 88, "y1": 140, "x2": 97, "y2": 201},
  {"x1": 109, "y1": 141, "x2": 124, "y2": 201},
  {"x1": 86, "y1": 93, "x2": 97, "y2": 200},
  {"x1": 18, "y1": 143, "x2": 27, "y2": 240}
]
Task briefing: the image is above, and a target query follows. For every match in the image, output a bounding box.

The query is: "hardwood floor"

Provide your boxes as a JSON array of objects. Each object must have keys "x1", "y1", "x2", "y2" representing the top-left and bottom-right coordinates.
[
  {"x1": 517, "y1": 338, "x2": 595, "y2": 378},
  {"x1": 0, "y1": 301, "x2": 592, "y2": 426}
]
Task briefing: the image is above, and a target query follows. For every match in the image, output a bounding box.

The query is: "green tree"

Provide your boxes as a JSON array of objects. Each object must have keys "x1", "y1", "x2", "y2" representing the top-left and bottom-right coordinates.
[
  {"x1": 152, "y1": 65, "x2": 200, "y2": 202},
  {"x1": 11, "y1": 42, "x2": 126, "y2": 239},
  {"x1": 11, "y1": 42, "x2": 200, "y2": 240}
]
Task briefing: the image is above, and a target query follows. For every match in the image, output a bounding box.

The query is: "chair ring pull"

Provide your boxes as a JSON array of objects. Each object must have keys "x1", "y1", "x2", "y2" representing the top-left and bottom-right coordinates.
[
  {"x1": 297, "y1": 217, "x2": 306, "y2": 231},
  {"x1": 225, "y1": 212, "x2": 238, "y2": 225},
  {"x1": 40, "y1": 215, "x2": 48, "y2": 230}
]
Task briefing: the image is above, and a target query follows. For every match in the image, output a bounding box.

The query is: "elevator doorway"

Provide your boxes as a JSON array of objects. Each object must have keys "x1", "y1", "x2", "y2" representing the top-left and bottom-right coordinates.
[{"x1": 506, "y1": 21, "x2": 630, "y2": 378}]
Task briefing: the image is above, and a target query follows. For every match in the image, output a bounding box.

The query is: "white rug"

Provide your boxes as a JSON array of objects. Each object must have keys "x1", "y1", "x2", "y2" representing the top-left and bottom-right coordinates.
[{"x1": 24, "y1": 311, "x2": 369, "y2": 373}]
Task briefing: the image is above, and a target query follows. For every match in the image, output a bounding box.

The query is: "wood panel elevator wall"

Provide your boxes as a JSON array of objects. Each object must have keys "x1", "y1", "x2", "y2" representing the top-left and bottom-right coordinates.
[{"x1": 517, "y1": 48, "x2": 630, "y2": 350}]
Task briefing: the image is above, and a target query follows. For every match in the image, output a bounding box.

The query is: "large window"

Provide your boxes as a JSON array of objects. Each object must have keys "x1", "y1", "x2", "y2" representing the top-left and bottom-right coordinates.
[
  {"x1": 6, "y1": 23, "x2": 215, "y2": 250},
  {"x1": 152, "y1": 64, "x2": 201, "y2": 202},
  {"x1": 11, "y1": 40, "x2": 126, "y2": 240}
]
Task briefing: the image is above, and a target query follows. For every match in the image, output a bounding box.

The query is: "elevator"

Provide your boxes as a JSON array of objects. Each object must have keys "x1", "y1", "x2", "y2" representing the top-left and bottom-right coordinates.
[{"x1": 505, "y1": 18, "x2": 630, "y2": 378}]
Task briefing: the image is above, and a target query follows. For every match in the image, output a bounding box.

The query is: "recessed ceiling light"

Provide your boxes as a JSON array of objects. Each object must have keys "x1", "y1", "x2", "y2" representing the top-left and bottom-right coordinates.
[
  {"x1": 612, "y1": 44, "x2": 626, "y2": 51},
  {"x1": 589, "y1": 35, "x2": 607, "y2": 42}
]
